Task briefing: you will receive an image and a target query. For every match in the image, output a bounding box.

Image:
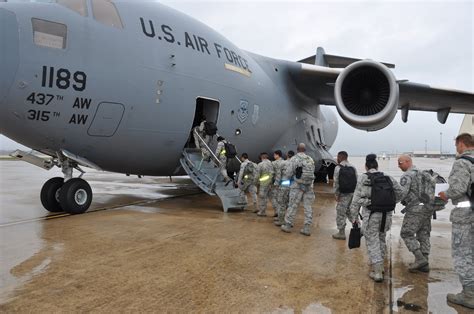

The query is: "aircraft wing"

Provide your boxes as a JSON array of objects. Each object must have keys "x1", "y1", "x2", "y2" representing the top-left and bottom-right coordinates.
[
  {"x1": 285, "y1": 54, "x2": 474, "y2": 131},
  {"x1": 397, "y1": 82, "x2": 474, "y2": 114}
]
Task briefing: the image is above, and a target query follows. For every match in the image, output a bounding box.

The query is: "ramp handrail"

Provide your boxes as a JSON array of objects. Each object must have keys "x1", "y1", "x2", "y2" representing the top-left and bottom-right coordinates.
[{"x1": 193, "y1": 129, "x2": 222, "y2": 167}]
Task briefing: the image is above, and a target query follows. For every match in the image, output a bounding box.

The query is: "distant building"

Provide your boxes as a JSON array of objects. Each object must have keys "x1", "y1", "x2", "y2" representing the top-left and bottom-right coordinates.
[{"x1": 412, "y1": 150, "x2": 455, "y2": 158}]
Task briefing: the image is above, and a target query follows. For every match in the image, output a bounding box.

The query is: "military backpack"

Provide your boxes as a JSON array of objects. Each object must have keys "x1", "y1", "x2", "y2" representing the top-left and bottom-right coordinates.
[
  {"x1": 338, "y1": 165, "x2": 357, "y2": 193},
  {"x1": 224, "y1": 142, "x2": 237, "y2": 158},
  {"x1": 243, "y1": 161, "x2": 256, "y2": 181},
  {"x1": 203, "y1": 121, "x2": 217, "y2": 136},
  {"x1": 367, "y1": 172, "x2": 396, "y2": 232},
  {"x1": 415, "y1": 170, "x2": 437, "y2": 205},
  {"x1": 459, "y1": 155, "x2": 474, "y2": 210}
]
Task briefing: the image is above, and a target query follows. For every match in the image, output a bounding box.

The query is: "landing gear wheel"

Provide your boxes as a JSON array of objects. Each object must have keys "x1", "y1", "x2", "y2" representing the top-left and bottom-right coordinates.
[
  {"x1": 59, "y1": 178, "x2": 93, "y2": 215},
  {"x1": 40, "y1": 177, "x2": 64, "y2": 212}
]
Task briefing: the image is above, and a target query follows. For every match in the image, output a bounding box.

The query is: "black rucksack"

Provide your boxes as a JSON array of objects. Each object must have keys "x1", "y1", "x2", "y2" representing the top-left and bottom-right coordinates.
[
  {"x1": 203, "y1": 121, "x2": 217, "y2": 136},
  {"x1": 224, "y1": 142, "x2": 237, "y2": 158},
  {"x1": 226, "y1": 158, "x2": 240, "y2": 175},
  {"x1": 459, "y1": 156, "x2": 474, "y2": 210},
  {"x1": 339, "y1": 166, "x2": 357, "y2": 193},
  {"x1": 367, "y1": 172, "x2": 396, "y2": 232}
]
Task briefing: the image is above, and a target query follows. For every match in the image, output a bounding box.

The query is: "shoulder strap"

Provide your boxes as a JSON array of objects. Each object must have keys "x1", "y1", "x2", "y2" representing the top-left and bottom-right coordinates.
[{"x1": 460, "y1": 156, "x2": 474, "y2": 164}]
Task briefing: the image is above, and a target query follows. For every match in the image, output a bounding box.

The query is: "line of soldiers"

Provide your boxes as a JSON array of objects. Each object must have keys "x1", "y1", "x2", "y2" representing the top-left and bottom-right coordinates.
[
  {"x1": 332, "y1": 133, "x2": 473, "y2": 309},
  {"x1": 195, "y1": 118, "x2": 473, "y2": 309},
  {"x1": 236, "y1": 143, "x2": 316, "y2": 236}
]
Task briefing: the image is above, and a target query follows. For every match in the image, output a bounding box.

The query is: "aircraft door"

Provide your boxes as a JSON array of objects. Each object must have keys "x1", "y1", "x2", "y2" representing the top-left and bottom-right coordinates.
[{"x1": 187, "y1": 97, "x2": 220, "y2": 148}]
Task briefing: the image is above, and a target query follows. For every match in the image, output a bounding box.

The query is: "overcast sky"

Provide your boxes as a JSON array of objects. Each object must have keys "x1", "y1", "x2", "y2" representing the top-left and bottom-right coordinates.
[{"x1": 1, "y1": 0, "x2": 472, "y2": 155}]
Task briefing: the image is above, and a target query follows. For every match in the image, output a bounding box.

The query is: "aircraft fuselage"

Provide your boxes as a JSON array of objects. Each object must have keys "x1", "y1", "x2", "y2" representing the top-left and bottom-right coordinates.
[{"x1": 0, "y1": 2, "x2": 338, "y2": 176}]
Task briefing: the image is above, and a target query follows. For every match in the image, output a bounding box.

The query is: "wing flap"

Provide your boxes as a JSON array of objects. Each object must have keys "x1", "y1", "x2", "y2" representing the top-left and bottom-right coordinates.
[{"x1": 297, "y1": 47, "x2": 395, "y2": 68}]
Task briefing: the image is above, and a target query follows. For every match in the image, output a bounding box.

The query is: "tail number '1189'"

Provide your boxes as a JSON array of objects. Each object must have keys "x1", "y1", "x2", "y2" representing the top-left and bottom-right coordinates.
[{"x1": 41, "y1": 66, "x2": 87, "y2": 92}]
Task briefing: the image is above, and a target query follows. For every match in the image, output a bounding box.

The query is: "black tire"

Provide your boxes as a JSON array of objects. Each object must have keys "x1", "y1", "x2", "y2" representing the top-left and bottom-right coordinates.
[
  {"x1": 59, "y1": 178, "x2": 93, "y2": 215},
  {"x1": 40, "y1": 177, "x2": 64, "y2": 212}
]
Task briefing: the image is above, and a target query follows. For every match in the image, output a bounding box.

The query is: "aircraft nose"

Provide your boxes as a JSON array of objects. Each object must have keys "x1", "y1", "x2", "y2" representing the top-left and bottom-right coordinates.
[{"x1": 0, "y1": 8, "x2": 19, "y2": 106}]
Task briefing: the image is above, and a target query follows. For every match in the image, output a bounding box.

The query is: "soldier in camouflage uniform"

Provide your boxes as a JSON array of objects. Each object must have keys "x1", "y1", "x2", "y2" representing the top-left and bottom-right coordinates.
[
  {"x1": 256, "y1": 152, "x2": 274, "y2": 216},
  {"x1": 281, "y1": 143, "x2": 316, "y2": 236},
  {"x1": 237, "y1": 153, "x2": 257, "y2": 211},
  {"x1": 333, "y1": 151, "x2": 357, "y2": 240},
  {"x1": 215, "y1": 136, "x2": 231, "y2": 182},
  {"x1": 274, "y1": 151, "x2": 295, "y2": 226},
  {"x1": 351, "y1": 154, "x2": 403, "y2": 282},
  {"x1": 439, "y1": 133, "x2": 474, "y2": 309},
  {"x1": 193, "y1": 116, "x2": 211, "y2": 158},
  {"x1": 397, "y1": 155, "x2": 434, "y2": 272},
  {"x1": 271, "y1": 150, "x2": 285, "y2": 218}
]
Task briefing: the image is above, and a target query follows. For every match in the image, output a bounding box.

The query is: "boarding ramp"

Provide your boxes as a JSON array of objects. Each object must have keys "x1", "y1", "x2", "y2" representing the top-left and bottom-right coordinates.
[{"x1": 180, "y1": 131, "x2": 246, "y2": 212}]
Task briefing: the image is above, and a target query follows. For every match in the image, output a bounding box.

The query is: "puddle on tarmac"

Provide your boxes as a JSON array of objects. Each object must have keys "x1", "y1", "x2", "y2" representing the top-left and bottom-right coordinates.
[
  {"x1": 302, "y1": 302, "x2": 332, "y2": 313},
  {"x1": 393, "y1": 285, "x2": 414, "y2": 312},
  {"x1": 0, "y1": 224, "x2": 62, "y2": 303},
  {"x1": 393, "y1": 278, "x2": 462, "y2": 314}
]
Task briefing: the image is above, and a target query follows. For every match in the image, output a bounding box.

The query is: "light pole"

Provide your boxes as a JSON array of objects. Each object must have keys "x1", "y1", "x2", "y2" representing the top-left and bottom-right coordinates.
[{"x1": 440, "y1": 132, "x2": 443, "y2": 158}]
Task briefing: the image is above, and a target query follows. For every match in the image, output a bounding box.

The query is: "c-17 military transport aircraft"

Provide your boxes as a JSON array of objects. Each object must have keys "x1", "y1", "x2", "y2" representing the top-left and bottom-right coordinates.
[{"x1": 0, "y1": 0, "x2": 473, "y2": 214}]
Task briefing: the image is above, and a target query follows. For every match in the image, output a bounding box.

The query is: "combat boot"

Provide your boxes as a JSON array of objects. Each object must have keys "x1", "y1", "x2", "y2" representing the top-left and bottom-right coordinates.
[
  {"x1": 372, "y1": 263, "x2": 384, "y2": 282},
  {"x1": 281, "y1": 223, "x2": 292, "y2": 233},
  {"x1": 274, "y1": 216, "x2": 285, "y2": 227},
  {"x1": 332, "y1": 229, "x2": 346, "y2": 240},
  {"x1": 417, "y1": 254, "x2": 430, "y2": 273},
  {"x1": 369, "y1": 265, "x2": 376, "y2": 280},
  {"x1": 257, "y1": 211, "x2": 267, "y2": 217},
  {"x1": 300, "y1": 224, "x2": 311, "y2": 236},
  {"x1": 447, "y1": 286, "x2": 474, "y2": 309},
  {"x1": 408, "y1": 249, "x2": 428, "y2": 272}
]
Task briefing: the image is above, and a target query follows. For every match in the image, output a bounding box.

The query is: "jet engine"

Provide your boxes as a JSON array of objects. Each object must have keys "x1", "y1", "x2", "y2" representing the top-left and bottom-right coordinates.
[{"x1": 334, "y1": 60, "x2": 399, "y2": 131}]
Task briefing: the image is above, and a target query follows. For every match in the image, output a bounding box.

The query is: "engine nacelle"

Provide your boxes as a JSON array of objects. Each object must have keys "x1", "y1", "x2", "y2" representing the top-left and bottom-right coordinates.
[{"x1": 334, "y1": 60, "x2": 399, "y2": 131}]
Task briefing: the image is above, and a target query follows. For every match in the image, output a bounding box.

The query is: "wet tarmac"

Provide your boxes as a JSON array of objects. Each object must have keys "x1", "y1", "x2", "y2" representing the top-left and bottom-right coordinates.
[{"x1": 0, "y1": 157, "x2": 471, "y2": 313}]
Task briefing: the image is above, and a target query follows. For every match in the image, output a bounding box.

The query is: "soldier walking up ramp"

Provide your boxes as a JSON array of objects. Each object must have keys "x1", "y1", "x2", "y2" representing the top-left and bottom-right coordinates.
[{"x1": 180, "y1": 132, "x2": 245, "y2": 212}]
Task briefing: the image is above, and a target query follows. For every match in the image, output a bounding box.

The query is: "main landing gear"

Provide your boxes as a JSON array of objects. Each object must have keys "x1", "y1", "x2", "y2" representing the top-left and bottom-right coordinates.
[{"x1": 40, "y1": 158, "x2": 93, "y2": 215}]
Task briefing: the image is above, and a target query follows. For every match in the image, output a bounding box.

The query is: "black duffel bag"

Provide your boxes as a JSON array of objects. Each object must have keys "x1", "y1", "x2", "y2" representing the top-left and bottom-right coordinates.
[{"x1": 348, "y1": 223, "x2": 362, "y2": 249}]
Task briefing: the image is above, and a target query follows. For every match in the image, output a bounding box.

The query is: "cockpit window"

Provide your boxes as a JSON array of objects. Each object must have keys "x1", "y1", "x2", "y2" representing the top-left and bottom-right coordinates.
[
  {"x1": 32, "y1": 18, "x2": 67, "y2": 49},
  {"x1": 92, "y1": 0, "x2": 123, "y2": 29},
  {"x1": 56, "y1": 0, "x2": 88, "y2": 17}
]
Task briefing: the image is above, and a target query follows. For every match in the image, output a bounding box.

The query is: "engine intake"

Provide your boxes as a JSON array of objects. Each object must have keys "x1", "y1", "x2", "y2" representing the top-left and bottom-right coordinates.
[{"x1": 334, "y1": 60, "x2": 399, "y2": 131}]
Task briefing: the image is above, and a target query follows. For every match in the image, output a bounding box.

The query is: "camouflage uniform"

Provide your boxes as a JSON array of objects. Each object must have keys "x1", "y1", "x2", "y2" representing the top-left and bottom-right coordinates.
[
  {"x1": 237, "y1": 160, "x2": 257, "y2": 209},
  {"x1": 256, "y1": 159, "x2": 274, "y2": 215},
  {"x1": 215, "y1": 140, "x2": 230, "y2": 181},
  {"x1": 350, "y1": 169, "x2": 403, "y2": 267},
  {"x1": 334, "y1": 160, "x2": 357, "y2": 231},
  {"x1": 284, "y1": 152, "x2": 316, "y2": 227},
  {"x1": 193, "y1": 121, "x2": 210, "y2": 154},
  {"x1": 399, "y1": 166, "x2": 435, "y2": 266},
  {"x1": 277, "y1": 159, "x2": 293, "y2": 219},
  {"x1": 271, "y1": 158, "x2": 285, "y2": 215},
  {"x1": 445, "y1": 149, "x2": 474, "y2": 291}
]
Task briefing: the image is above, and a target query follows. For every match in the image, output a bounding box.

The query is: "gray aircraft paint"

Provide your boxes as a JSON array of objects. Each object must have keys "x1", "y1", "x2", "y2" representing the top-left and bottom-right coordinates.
[{"x1": 0, "y1": 1, "x2": 472, "y2": 177}]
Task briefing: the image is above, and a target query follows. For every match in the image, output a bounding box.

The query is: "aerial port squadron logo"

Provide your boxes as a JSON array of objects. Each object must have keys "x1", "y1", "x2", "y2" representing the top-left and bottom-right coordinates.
[{"x1": 237, "y1": 100, "x2": 249, "y2": 123}]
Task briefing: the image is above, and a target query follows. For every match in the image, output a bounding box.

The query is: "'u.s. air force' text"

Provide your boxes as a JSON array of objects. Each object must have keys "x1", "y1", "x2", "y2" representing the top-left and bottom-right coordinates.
[{"x1": 140, "y1": 18, "x2": 251, "y2": 73}]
